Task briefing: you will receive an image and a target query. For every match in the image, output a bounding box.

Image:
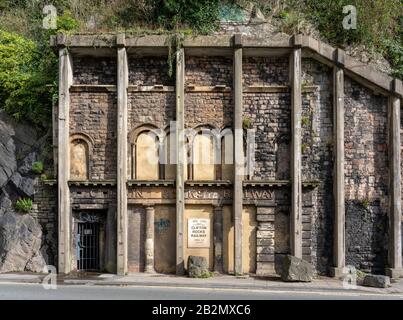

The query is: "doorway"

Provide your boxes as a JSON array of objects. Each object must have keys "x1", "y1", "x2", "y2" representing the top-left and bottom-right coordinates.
[{"x1": 77, "y1": 221, "x2": 100, "y2": 271}]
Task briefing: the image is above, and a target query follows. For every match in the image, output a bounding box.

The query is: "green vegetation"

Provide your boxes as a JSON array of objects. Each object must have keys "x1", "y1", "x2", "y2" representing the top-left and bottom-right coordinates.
[
  {"x1": 0, "y1": 0, "x2": 401, "y2": 129},
  {"x1": 242, "y1": 116, "x2": 252, "y2": 129},
  {"x1": 276, "y1": 0, "x2": 403, "y2": 79},
  {"x1": 31, "y1": 161, "x2": 44, "y2": 174},
  {"x1": 361, "y1": 198, "x2": 370, "y2": 209},
  {"x1": 15, "y1": 198, "x2": 33, "y2": 213}
]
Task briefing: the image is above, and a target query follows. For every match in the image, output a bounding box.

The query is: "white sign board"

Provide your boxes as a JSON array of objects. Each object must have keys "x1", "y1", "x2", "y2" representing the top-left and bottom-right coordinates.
[{"x1": 188, "y1": 218, "x2": 210, "y2": 248}]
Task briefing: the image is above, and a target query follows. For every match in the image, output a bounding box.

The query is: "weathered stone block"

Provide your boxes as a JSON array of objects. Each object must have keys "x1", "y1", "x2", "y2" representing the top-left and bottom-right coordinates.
[
  {"x1": 256, "y1": 207, "x2": 275, "y2": 215},
  {"x1": 256, "y1": 262, "x2": 275, "y2": 277},
  {"x1": 187, "y1": 255, "x2": 209, "y2": 278},
  {"x1": 257, "y1": 254, "x2": 275, "y2": 262},
  {"x1": 256, "y1": 214, "x2": 275, "y2": 222},
  {"x1": 363, "y1": 274, "x2": 391, "y2": 288},
  {"x1": 279, "y1": 255, "x2": 314, "y2": 282}
]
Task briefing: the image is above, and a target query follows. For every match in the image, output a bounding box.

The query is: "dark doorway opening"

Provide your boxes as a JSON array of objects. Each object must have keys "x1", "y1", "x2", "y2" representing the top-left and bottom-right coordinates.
[{"x1": 77, "y1": 221, "x2": 100, "y2": 271}]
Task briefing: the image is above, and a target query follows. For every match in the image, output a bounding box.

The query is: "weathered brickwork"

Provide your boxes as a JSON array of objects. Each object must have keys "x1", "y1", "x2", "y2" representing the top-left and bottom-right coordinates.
[
  {"x1": 32, "y1": 182, "x2": 58, "y2": 267},
  {"x1": 301, "y1": 58, "x2": 334, "y2": 274},
  {"x1": 73, "y1": 57, "x2": 116, "y2": 85},
  {"x1": 128, "y1": 205, "x2": 146, "y2": 273},
  {"x1": 128, "y1": 57, "x2": 174, "y2": 86},
  {"x1": 243, "y1": 57, "x2": 289, "y2": 86},
  {"x1": 128, "y1": 92, "x2": 175, "y2": 131},
  {"x1": 344, "y1": 76, "x2": 389, "y2": 273},
  {"x1": 185, "y1": 56, "x2": 233, "y2": 86},
  {"x1": 185, "y1": 92, "x2": 233, "y2": 129},
  {"x1": 70, "y1": 92, "x2": 117, "y2": 180},
  {"x1": 243, "y1": 92, "x2": 291, "y2": 180}
]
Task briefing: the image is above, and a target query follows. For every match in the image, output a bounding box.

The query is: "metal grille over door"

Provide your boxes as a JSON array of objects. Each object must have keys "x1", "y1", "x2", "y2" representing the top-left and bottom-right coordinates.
[{"x1": 77, "y1": 222, "x2": 100, "y2": 271}]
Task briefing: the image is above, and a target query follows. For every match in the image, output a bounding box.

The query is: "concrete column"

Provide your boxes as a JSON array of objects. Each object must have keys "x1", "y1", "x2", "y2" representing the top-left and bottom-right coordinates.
[
  {"x1": 145, "y1": 205, "x2": 156, "y2": 273},
  {"x1": 386, "y1": 92, "x2": 402, "y2": 279},
  {"x1": 176, "y1": 48, "x2": 185, "y2": 275},
  {"x1": 213, "y1": 205, "x2": 224, "y2": 273},
  {"x1": 331, "y1": 66, "x2": 346, "y2": 277},
  {"x1": 290, "y1": 41, "x2": 303, "y2": 258},
  {"x1": 233, "y1": 34, "x2": 244, "y2": 275},
  {"x1": 58, "y1": 47, "x2": 73, "y2": 274},
  {"x1": 117, "y1": 34, "x2": 128, "y2": 275}
]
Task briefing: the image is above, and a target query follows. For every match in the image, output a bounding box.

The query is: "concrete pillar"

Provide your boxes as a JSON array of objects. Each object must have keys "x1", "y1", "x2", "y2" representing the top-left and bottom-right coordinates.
[
  {"x1": 233, "y1": 34, "x2": 244, "y2": 275},
  {"x1": 290, "y1": 41, "x2": 303, "y2": 258},
  {"x1": 145, "y1": 205, "x2": 156, "y2": 273},
  {"x1": 176, "y1": 48, "x2": 185, "y2": 275},
  {"x1": 117, "y1": 34, "x2": 128, "y2": 275},
  {"x1": 331, "y1": 66, "x2": 346, "y2": 277},
  {"x1": 58, "y1": 47, "x2": 73, "y2": 274},
  {"x1": 386, "y1": 93, "x2": 402, "y2": 279},
  {"x1": 213, "y1": 205, "x2": 224, "y2": 273}
]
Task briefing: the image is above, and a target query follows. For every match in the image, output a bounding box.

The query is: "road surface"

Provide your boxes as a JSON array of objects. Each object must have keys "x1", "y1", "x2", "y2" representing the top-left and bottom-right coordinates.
[{"x1": 0, "y1": 283, "x2": 401, "y2": 300}]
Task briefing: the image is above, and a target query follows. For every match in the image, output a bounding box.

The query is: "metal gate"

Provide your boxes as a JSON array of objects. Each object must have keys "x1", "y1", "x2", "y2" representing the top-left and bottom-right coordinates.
[{"x1": 77, "y1": 222, "x2": 100, "y2": 271}]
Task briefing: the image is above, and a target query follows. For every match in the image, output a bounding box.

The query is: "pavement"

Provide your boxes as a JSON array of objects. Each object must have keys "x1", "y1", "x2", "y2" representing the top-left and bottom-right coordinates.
[{"x1": 0, "y1": 272, "x2": 402, "y2": 297}]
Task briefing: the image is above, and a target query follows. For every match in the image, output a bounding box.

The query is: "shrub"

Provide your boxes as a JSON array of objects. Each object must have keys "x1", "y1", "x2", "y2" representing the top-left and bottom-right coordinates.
[
  {"x1": 0, "y1": 30, "x2": 57, "y2": 129},
  {"x1": 32, "y1": 161, "x2": 44, "y2": 174},
  {"x1": 15, "y1": 198, "x2": 33, "y2": 213}
]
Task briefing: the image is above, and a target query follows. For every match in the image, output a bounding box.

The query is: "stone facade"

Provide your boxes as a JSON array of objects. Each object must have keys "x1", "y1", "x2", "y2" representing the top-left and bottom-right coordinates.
[{"x1": 43, "y1": 33, "x2": 402, "y2": 278}]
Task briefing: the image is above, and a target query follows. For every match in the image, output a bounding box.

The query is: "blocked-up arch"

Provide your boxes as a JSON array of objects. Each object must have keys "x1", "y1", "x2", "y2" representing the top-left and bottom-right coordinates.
[
  {"x1": 129, "y1": 124, "x2": 161, "y2": 180},
  {"x1": 69, "y1": 133, "x2": 93, "y2": 180},
  {"x1": 220, "y1": 128, "x2": 234, "y2": 181}
]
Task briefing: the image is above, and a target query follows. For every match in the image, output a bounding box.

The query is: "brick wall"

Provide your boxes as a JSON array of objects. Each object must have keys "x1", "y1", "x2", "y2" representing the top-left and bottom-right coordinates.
[
  {"x1": 32, "y1": 182, "x2": 57, "y2": 267},
  {"x1": 301, "y1": 58, "x2": 334, "y2": 274},
  {"x1": 243, "y1": 57, "x2": 289, "y2": 86},
  {"x1": 186, "y1": 56, "x2": 233, "y2": 86},
  {"x1": 128, "y1": 92, "x2": 175, "y2": 132},
  {"x1": 243, "y1": 92, "x2": 291, "y2": 180},
  {"x1": 129, "y1": 57, "x2": 174, "y2": 86},
  {"x1": 344, "y1": 76, "x2": 389, "y2": 273},
  {"x1": 73, "y1": 57, "x2": 116, "y2": 85},
  {"x1": 70, "y1": 92, "x2": 117, "y2": 180}
]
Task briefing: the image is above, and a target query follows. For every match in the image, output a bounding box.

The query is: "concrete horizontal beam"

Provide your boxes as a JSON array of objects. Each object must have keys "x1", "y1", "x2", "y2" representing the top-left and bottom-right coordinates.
[{"x1": 50, "y1": 33, "x2": 403, "y2": 98}]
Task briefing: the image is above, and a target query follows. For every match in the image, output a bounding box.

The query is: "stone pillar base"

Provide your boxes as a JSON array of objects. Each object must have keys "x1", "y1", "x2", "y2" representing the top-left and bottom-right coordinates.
[
  {"x1": 145, "y1": 267, "x2": 156, "y2": 274},
  {"x1": 385, "y1": 268, "x2": 403, "y2": 279},
  {"x1": 330, "y1": 267, "x2": 345, "y2": 278},
  {"x1": 256, "y1": 262, "x2": 276, "y2": 277}
]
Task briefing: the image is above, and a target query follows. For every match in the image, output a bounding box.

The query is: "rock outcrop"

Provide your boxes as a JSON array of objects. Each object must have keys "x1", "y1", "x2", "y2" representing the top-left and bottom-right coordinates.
[
  {"x1": 0, "y1": 110, "x2": 49, "y2": 273},
  {"x1": 0, "y1": 211, "x2": 46, "y2": 273}
]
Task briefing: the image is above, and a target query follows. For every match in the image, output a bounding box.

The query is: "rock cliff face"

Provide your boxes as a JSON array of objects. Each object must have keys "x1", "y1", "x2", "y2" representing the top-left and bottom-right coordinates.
[{"x1": 0, "y1": 110, "x2": 49, "y2": 273}]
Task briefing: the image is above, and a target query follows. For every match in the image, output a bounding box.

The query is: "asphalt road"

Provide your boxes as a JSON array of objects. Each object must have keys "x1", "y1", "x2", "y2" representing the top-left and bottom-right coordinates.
[{"x1": 0, "y1": 283, "x2": 402, "y2": 300}]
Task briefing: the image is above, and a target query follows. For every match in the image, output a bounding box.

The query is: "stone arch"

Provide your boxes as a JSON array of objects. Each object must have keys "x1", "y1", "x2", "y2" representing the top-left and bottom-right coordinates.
[
  {"x1": 69, "y1": 133, "x2": 93, "y2": 180},
  {"x1": 128, "y1": 124, "x2": 162, "y2": 180},
  {"x1": 189, "y1": 125, "x2": 220, "y2": 181}
]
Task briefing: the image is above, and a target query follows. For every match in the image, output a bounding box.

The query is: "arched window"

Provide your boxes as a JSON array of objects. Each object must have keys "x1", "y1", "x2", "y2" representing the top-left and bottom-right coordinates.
[
  {"x1": 192, "y1": 132, "x2": 216, "y2": 181},
  {"x1": 135, "y1": 131, "x2": 159, "y2": 180},
  {"x1": 70, "y1": 134, "x2": 92, "y2": 180}
]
